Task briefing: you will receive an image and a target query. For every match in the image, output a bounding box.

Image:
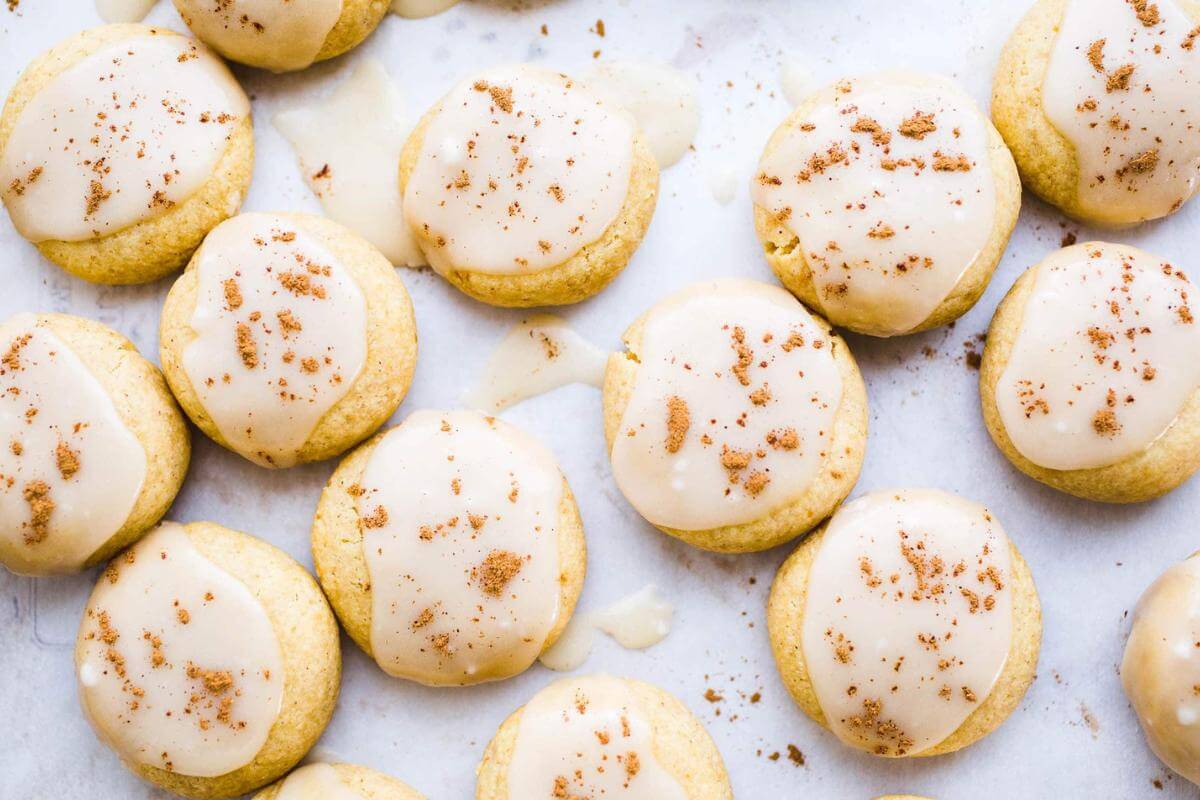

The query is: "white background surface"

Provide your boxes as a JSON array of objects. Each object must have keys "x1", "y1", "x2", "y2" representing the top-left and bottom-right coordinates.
[{"x1": 3, "y1": 0, "x2": 1200, "y2": 797}]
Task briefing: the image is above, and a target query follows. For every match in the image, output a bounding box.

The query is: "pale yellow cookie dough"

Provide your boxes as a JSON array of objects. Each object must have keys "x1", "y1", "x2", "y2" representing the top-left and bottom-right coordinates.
[
  {"x1": 979, "y1": 247, "x2": 1200, "y2": 503},
  {"x1": 476, "y1": 675, "x2": 733, "y2": 800},
  {"x1": 252, "y1": 763, "x2": 426, "y2": 800},
  {"x1": 310, "y1": 421, "x2": 586, "y2": 684},
  {"x1": 75, "y1": 521, "x2": 341, "y2": 799},
  {"x1": 601, "y1": 300, "x2": 868, "y2": 554},
  {"x1": 767, "y1": 518, "x2": 1042, "y2": 758},
  {"x1": 397, "y1": 84, "x2": 659, "y2": 308},
  {"x1": 159, "y1": 212, "x2": 418, "y2": 468},
  {"x1": 173, "y1": 0, "x2": 390, "y2": 72},
  {"x1": 991, "y1": 0, "x2": 1200, "y2": 225},
  {"x1": 754, "y1": 75, "x2": 1021, "y2": 337},
  {"x1": 0, "y1": 25, "x2": 253, "y2": 285},
  {"x1": 0, "y1": 313, "x2": 190, "y2": 576}
]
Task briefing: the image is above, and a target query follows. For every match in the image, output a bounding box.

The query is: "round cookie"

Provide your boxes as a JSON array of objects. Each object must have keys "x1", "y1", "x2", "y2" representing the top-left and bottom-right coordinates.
[
  {"x1": 173, "y1": 0, "x2": 390, "y2": 73},
  {"x1": 399, "y1": 63, "x2": 659, "y2": 307},
  {"x1": 0, "y1": 24, "x2": 253, "y2": 284},
  {"x1": 252, "y1": 763, "x2": 426, "y2": 800},
  {"x1": 602, "y1": 278, "x2": 867, "y2": 553},
  {"x1": 0, "y1": 312, "x2": 189, "y2": 576},
  {"x1": 754, "y1": 72, "x2": 1020, "y2": 337},
  {"x1": 312, "y1": 409, "x2": 585, "y2": 686},
  {"x1": 1122, "y1": 552, "x2": 1200, "y2": 787},
  {"x1": 980, "y1": 242, "x2": 1200, "y2": 503},
  {"x1": 767, "y1": 489, "x2": 1041, "y2": 758},
  {"x1": 476, "y1": 674, "x2": 732, "y2": 799},
  {"x1": 75, "y1": 521, "x2": 341, "y2": 799},
  {"x1": 160, "y1": 211, "x2": 418, "y2": 468},
  {"x1": 992, "y1": 0, "x2": 1200, "y2": 225}
]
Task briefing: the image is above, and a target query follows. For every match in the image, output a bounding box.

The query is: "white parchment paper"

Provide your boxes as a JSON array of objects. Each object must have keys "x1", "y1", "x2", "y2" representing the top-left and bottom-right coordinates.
[{"x1": 3, "y1": 0, "x2": 1199, "y2": 797}]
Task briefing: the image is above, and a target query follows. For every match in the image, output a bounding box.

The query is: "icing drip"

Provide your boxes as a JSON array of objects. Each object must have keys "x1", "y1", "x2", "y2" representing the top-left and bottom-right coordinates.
[
  {"x1": 463, "y1": 315, "x2": 608, "y2": 413},
  {"x1": 801, "y1": 489, "x2": 1014, "y2": 757},
  {"x1": 540, "y1": 585, "x2": 673, "y2": 672},
  {"x1": 0, "y1": 314, "x2": 146, "y2": 575},
  {"x1": 181, "y1": 213, "x2": 367, "y2": 468},
  {"x1": 1122, "y1": 554, "x2": 1200, "y2": 786},
  {"x1": 610, "y1": 279, "x2": 843, "y2": 531},
  {"x1": 996, "y1": 243, "x2": 1200, "y2": 471},
  {"x1": 95, "y1": 0, "x2": 158, "y2": 23},
  {"x1": 403, "y1": 64, "x2": 635, "y2": 275},
  {"x1": 76, "y1": 522, "x2": 284, "y2": 777},
  {"x1": 275, "y1": 60, "x2": 425, "y2": 268},
  {"x1": 586, "y1": 61, "x2": 700, "y2": 168},
  {"x1": 1042, "y1": 0, "x2": 1200, "y2": 223},
  {"x1": 0, "y1": 31, "x2": 248, "y2": 243},
  {"x1": 173, "y1": 0, "x2": 343, "y2": 72},
  {"x1": 507, "y1": 675, "x2": 687, "y2": 800},
  {"x1": 276, "y1": 763, "x2": 359, "y2": 800},
  {"x1": 753, "y1": 73, "x2": 998, "y2": 336},
  {"x1": 390, "y1": 0, "x2": 460, "y2": 18},
  {"x1": 358, "y1": 410, "x2": 564, "y2": 686}
]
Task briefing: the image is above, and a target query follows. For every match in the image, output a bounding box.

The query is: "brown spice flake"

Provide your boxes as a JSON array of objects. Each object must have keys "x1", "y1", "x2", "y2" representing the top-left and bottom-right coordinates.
[
  {"x1": 898, "y1": 111, "x2": 937, "y2": 139},
  {"x1": 665, "y1": 395, "x2": 690, "y2": 454},
  {"x1": 475, "y1": 549, "x2": 524, "y2": 596},
  {"x1": 55, "y1": 441, "x2": 80, "y2": 480},
  {"x1": 1092, "y1": 408, "x2": 1122, "y2": 437},
  {"x1": 22, "y1": 480, "x2": 53, "y2": 544},
  {"x1": 235, "y1": 323, "x2": 257, "y2": 369}
]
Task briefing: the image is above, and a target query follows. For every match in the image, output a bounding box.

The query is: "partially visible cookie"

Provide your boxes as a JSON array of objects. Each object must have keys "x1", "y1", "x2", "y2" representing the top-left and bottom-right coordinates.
[
  {"x1": 0, "y1": 313, "x2": 189, "y2": 576},
  {"x1": 476, "y1": 674, "x2": 732, "y2": 799},
  {"x1": 992, "y1": 0, "x2": 1200, "y2": 225},
  {"x1": 754, "y1": 71, "x2": 1020, "y2": 336},
  {"x1": 0, "y1": 25, "x2": 252, "y2": 284},
  {"x1": 75, "y1": 521, "x2": 341, "y2": 799},
  {"x1": 768, "y1": 489, "x2": 1041, "y2": 758},
  {"x1": 400, "y1": 64, "x2": 659, "y2": 307},
  {"x1": 603, "y1": 278, "x2": 867, "y2": 553},
  {"x1": 252, "y1": 763, "x2": 425, "y2": 800},
  {"x1": 173, "y1": 0, "x2": 389, "y2": 72},
  {"x1": 312, "y1": 409, "x2": 586, "y2": 686},
  {"x1": 980, "y1": 242, "x2": 1200, "y2": 503},
  {"x1": 160, "y1": 212, "x2": 417, "y2": 468}
]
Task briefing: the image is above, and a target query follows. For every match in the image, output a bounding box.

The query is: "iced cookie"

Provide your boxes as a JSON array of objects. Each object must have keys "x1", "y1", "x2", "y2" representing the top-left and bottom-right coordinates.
[
  {"x1": 0, "y1": 25, "x2": 252, "y2": 284},
  {"x1": 252, "y1": 763, "x2": 426, "y2": 800},
  {"x1": 767, "y1": 489, "x2": 1041, "y2": 757},
  {"x1": 173, "y1": 0, "x2": 389, "y2": 73},
  {"x1": 160, "y1": 212, "x2": 417, "y2": 468},
  {"x1": 75, "y1": 521, "x2": 341, "y2": 799},
  {"x1": 754, "y1": 72, "x2": 1020, "y2": 337},
  {"x1": 0, "y1": 313, "x2": 189, "y2": 576},
  {"x1": 400, "y1": 64, "x2": 659, "y2": 307},
  {"x1": 476, "y1": 674, "x2": 732, "y2": 799},
  {"x1": 312, "y1": 409, "x2": 585, "y2": 686},
  {"x1": 1122, "y1": 552, "x2": 1200, "y2": 787},
  {"x1": 980, "y1": 242, "x2": 1200, "y2": 503},
  {"x1": 993, "y1": 0, "x2": 1200, "y2": 225},
  {"x1": 602, "y1": 279, "x2": 867, "y2": 553}
]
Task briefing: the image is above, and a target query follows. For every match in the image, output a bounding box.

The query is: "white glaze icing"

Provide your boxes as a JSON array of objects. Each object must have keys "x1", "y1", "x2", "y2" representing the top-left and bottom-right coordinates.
[
  {"x1": 95, "y1": 0, "x2": 158, "y2": 23},
  {"x1": 357, "y1": 410, "x2": 564, "y2": 686},
  {"x1": 77, "y1": 522, "x2": 284, "y2": 777},
  {"x1": 801, "y1": 489, "x2": 1014, "y2": 757},
  {"x1": 780, "y1": 60, "x2": 812, "y2": 107},
  {"x1": 390, "y1": 0, "x2": 460, "y2": 18},
  {"x1": 181, "y1": 213, "x2": 367, "y2": 468},
  {"x1": 995, "y1": 242, "x2": 1200, "y2": 472},
  {"x1": 0, "y1": 314, "x2": 146, "y2": 576},
  {"x1": 610, "y1": 279, "x2": 843, "y2": 531},
  {"x1": 275, "y1": 60, "x2": 425, "y2": 268},
  {"x1": 1122, "y1": 554, "x2": 1200, "y2": 786},
  {"x1": 753, "y1": 73, "x2": 998, "y2": 336},
  {"x1": 0, "y1": 30, "x2": 248, "y2": 243},
  {"x1": 463, "y1": 314, "x2": 608, "y2": 413},
  {"x1": 506, "y1": 675, "x2": 687, "y2": 800},
  {"x1": 586, "y1": 61, "x2": 699, "y2": 168},
  {"x1": 1042, "y1": 0, "x2": 1200, "y2": 223},
  {"x1": 539, "y1": 585, "x2": 673, "y2": 672},
  {"x1": 173, "y1": 0, "x2": 343, "y2": 72},
  {"x1": 276, "y1": 763, "x2": 358, "y2": 800},
  {"x1": 403, "y1": 64, "x2": 636, "y2": 275}
]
